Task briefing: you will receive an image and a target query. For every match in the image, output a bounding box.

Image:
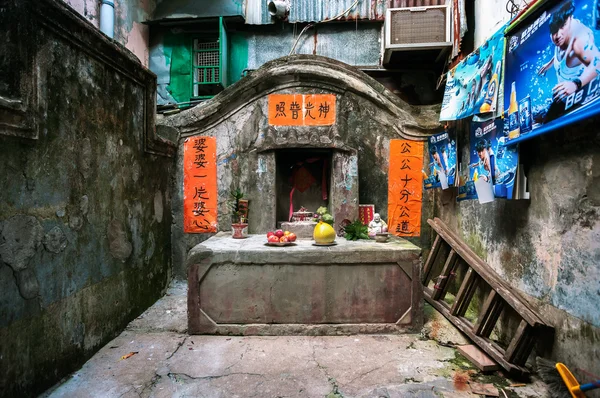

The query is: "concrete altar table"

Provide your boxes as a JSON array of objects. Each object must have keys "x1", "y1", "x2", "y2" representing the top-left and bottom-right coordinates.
[{"x1": 187, "y1": 233, "x2": 423, "y2": 335}]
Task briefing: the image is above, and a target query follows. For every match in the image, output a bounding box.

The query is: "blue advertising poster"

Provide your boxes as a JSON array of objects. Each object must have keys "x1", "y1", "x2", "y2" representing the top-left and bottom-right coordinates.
[
  {"x1": 504, "y1": 0, "x2": 600, "y2": 143},
  {"x1": 456, "y1": 165, "x2": 478, "y2": 202},
  {"x1": 469, "y1": 119, "x2": 519, "y2": 201},
  {"x1": 423, "y1": 130, "x2": 457, "y2": 190},
  {"x1": 441, "y1": 28, "x2": 505, "y2": 121}
]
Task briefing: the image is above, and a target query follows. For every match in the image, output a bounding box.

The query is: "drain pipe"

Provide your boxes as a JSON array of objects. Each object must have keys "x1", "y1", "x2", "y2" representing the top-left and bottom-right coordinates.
[{"x1": 100, "y1": 0, "x2": 115, "y2": 39}]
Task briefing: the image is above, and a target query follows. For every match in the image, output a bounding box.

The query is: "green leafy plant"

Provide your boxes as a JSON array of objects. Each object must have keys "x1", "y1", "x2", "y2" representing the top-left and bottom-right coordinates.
[
  {"x1": 228, "y1": 188, "x2": 246, "y2": 223},
  {"x1": 344, "y1": 220, "x2": 369, "y2": 241},
  {"x1": 313, "y1": 206, "x2": 334, "y2": 226}
]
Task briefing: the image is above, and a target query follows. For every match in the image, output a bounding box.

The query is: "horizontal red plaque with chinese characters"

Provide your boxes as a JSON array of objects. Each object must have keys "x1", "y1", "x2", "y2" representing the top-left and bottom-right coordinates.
[
  {"x1": 268, "y1": 94, "x2": 336, "y2": 126},
  {"x1": 388, "y1": 140, "x2": 424, "y2": 237},
  {"x1": 183, "y1": 136, "x2": 218, "y2": 233}
]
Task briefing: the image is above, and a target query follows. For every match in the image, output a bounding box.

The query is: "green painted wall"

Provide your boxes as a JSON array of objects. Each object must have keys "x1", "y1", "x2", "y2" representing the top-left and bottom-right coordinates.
[
  {"x1": 165, "y1": 32, "x2": 192, "y2": 103},
  {"x1": 228, "y1": 32, "x2": 249, "y2": 86}
]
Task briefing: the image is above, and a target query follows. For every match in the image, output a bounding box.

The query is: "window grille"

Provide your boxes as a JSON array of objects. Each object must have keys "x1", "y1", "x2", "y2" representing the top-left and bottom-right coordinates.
[{"x1": 193, "y1": 38, "x2": 220, "y2": 97}]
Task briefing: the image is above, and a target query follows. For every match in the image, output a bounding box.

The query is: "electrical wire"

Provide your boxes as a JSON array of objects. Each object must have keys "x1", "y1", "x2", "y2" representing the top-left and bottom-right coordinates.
[
  {"x1": 288, "y1": 0, "x2": 360, "y2": 55},
  {"x1": 506, "y1": 0, "x2": 529, "y2": 18}
]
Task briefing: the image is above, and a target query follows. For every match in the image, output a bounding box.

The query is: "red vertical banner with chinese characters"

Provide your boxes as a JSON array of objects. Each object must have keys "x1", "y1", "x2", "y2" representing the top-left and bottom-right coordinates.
[
  {"x1": 183, "y1": 136, "x2": 218, "y2": 233},
  {"x1": 388, "y1": 140, "x2": 424, "y2": 237}
]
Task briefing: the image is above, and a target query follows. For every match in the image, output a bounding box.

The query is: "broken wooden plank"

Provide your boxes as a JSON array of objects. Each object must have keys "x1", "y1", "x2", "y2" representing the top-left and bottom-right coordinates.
[{"x1": 457, "y1": 344, "x2": 500, "y2": 372}]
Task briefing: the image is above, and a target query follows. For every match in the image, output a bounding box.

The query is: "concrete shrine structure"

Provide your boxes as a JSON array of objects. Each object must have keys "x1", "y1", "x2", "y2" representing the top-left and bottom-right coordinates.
[{"x1": 159, "y1": 55, "x2": 441, "y2": 334}]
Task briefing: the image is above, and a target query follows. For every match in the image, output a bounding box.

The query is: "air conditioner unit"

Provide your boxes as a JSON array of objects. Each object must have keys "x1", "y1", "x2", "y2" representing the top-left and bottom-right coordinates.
[{"x1": 384, "y1": 4, "x2": 452, "y2": 65}]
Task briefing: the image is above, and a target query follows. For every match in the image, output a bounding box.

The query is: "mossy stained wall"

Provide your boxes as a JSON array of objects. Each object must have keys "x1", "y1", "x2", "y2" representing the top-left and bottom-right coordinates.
[
  {"x1": 434, "y1": 121, "x2": 600, "y2": 379},
  {"x1": 0, "y1": 1, "x2": 173, "y2": 396}
]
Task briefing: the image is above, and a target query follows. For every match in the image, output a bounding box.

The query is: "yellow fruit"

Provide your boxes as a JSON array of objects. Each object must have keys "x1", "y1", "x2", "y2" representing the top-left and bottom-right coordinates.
[
  {"x1": 313, "y1": 221, "x2": 336, "y2": 244},
  {"x1": 284, "y1": 231, "x2": 291, "y2": 236}
]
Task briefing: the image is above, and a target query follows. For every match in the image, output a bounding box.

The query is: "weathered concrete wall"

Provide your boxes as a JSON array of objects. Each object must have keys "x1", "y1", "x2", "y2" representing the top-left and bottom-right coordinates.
[
  {"x1": 0, "y1": 0, "x2": 175, "y2": 396},
  {"x1": 64, "y1": 0, "x2": 155, "y2": 66},
  {"x1": 434, "y1": 117, "x2": 600, "y2": 378},
  {"x1": 159, "y1": 55, "x2": 441, "y2": 278},
  {"x1": 444, "y1": 0, "x2": 600, "y2": 379},
  {"x1": 473, "y1": 0, "x2": 527, "y2": 48}
]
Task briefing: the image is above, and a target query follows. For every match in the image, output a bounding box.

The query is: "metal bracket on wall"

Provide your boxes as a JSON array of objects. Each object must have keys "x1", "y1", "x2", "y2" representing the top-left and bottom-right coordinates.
[{"x1": 422, "y1": 217, "x2": 553, "y2": 376}]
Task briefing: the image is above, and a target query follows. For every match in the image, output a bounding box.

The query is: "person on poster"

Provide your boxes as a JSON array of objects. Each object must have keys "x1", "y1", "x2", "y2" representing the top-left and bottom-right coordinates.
[
  {"x1": 486, "y1": 139, "x2": 500, "y2": 184},
  {"x1": 469, "y1": 140, "x2": 494, "y2": 182},
  {"x1": 430, "y1": 146, "x2": 444, "y2": 176},
  {"x1": 475, "y1": 56, "x2": 493, "y2": 105},
  {"x1": 538, "y1": 0, "x2": 600, "y2": 103},
  {"x1": 440, "y1": 145, "x2": 449, "y2": 175}
]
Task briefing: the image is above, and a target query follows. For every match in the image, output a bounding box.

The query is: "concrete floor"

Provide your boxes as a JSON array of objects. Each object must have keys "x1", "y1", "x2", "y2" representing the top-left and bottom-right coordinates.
[{"x1": 41, "y1": 281, "x2": 549, "y2": 398}]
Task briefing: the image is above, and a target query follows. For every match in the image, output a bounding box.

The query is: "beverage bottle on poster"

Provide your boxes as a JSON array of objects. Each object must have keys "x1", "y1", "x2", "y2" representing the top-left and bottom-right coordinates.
[
  {"x1": 480, "y1": 61, "x2": 501, "y2": 113},
  {"x1": 519, "y1": 95, "x2": 532, "y2": 134},
  {"x1": 508, "y1": 81, "x2": 521, "y2": 139}
]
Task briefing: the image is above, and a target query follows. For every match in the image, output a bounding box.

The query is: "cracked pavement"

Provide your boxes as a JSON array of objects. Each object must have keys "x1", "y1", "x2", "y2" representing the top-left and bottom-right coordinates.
[{"x1": 41, "y1": 280, "x2": 549, "y2": 398}]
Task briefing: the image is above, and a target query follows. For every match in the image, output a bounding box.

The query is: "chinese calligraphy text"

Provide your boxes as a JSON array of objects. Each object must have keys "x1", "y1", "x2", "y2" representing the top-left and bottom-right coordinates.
[
  {"x1": 268, "y1": 94, "x2": 336, "y2": 126},
  {"x1": 183, "y1": 136, "x2": 218, "y2": 233},
  {"x1": 388, "y1": 140, "x2": 424, "y2": 237}
]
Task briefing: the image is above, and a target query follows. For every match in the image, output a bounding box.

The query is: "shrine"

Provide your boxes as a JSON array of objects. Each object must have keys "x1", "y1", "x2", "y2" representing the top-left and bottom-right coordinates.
[{"x1": 159, "y1": 55, "x2": 441, "y2": 334}]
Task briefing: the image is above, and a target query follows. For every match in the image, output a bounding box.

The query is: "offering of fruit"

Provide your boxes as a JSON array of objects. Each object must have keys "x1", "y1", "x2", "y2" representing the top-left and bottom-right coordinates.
[
  {"x1": 267, "y1": 231, "x2": 275, "y2": 238},
  {"x1": 268, "y1": 235, "x2": 280, "y2": 243},
  {"x1": 313, "y1": 221, "x2": 336, "y2": 244},
  {"x1": 287, "y1": 233, "x2": 297, "y2": 242},
  {"x1": 274, "y1": 229, "x2": 284, "y2": 238}
]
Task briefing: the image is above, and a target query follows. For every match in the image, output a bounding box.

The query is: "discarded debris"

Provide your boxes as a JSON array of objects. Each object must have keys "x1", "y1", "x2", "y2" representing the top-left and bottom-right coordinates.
[
  {"x1": 453, "y1": 370, "x2": 473, "y2": 391},
  {"x1": 120, "y1": 352, "x2": 138, "y2": 360},
  {"x1": 457, "y1": 344, "x2": 499, "y2": 372},
  {"x1": 509, "y1": 383, "x2": 526, "y2": 387}
]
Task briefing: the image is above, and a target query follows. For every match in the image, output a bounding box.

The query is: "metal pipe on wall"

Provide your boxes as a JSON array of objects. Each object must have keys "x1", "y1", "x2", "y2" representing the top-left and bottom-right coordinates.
[{"x1": 100, "y1": 0, "x2": 115, "y2": 38}]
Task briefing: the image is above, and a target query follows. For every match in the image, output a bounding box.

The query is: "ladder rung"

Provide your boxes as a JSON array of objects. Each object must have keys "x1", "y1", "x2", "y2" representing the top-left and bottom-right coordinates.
[
  {"x1": 432, "y1": 249, "x2": 458, "y2": 300},
  {"x1": 450, "y1": 268, "x2": 478, "y2": 316},
  {"x1": 504, "y1": 319, "x2": 529, "y2": 362},
  {"x1": 474, "y1": 290, "x2": 504, "y2": 337},
  {"x1": 422, "y1": 234, "x2": 442, "y2": 284}
]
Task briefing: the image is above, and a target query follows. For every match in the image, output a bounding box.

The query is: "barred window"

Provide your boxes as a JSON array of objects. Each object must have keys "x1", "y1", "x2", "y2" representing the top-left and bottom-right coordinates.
[{"x1": 193, "y1": 38, "x2": 220, "y2": 97}]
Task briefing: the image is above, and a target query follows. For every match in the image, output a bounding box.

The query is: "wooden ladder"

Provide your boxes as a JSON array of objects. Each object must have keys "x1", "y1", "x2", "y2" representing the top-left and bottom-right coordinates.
[{"x1": 422, "y1": 218, "x2": 553, "y2": 376}]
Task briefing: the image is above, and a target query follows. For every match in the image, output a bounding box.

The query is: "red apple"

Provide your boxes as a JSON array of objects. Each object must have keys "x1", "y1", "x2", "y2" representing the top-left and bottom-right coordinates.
[
  {"x1": 268, "y1": 235, "x2": 280, "y2": 243},
  {"x1": 279, "y1": 236, "x2": 289, "y2": 243},
  {"x1": 267, "y1": 231, "x2": 275, "y2": 238},
  {"x1": 287, "y1": 233, "x2": 297, "y2": 242},
  {"x1": 274, "y1": 229, "x2": 284, "y2": 238}
]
